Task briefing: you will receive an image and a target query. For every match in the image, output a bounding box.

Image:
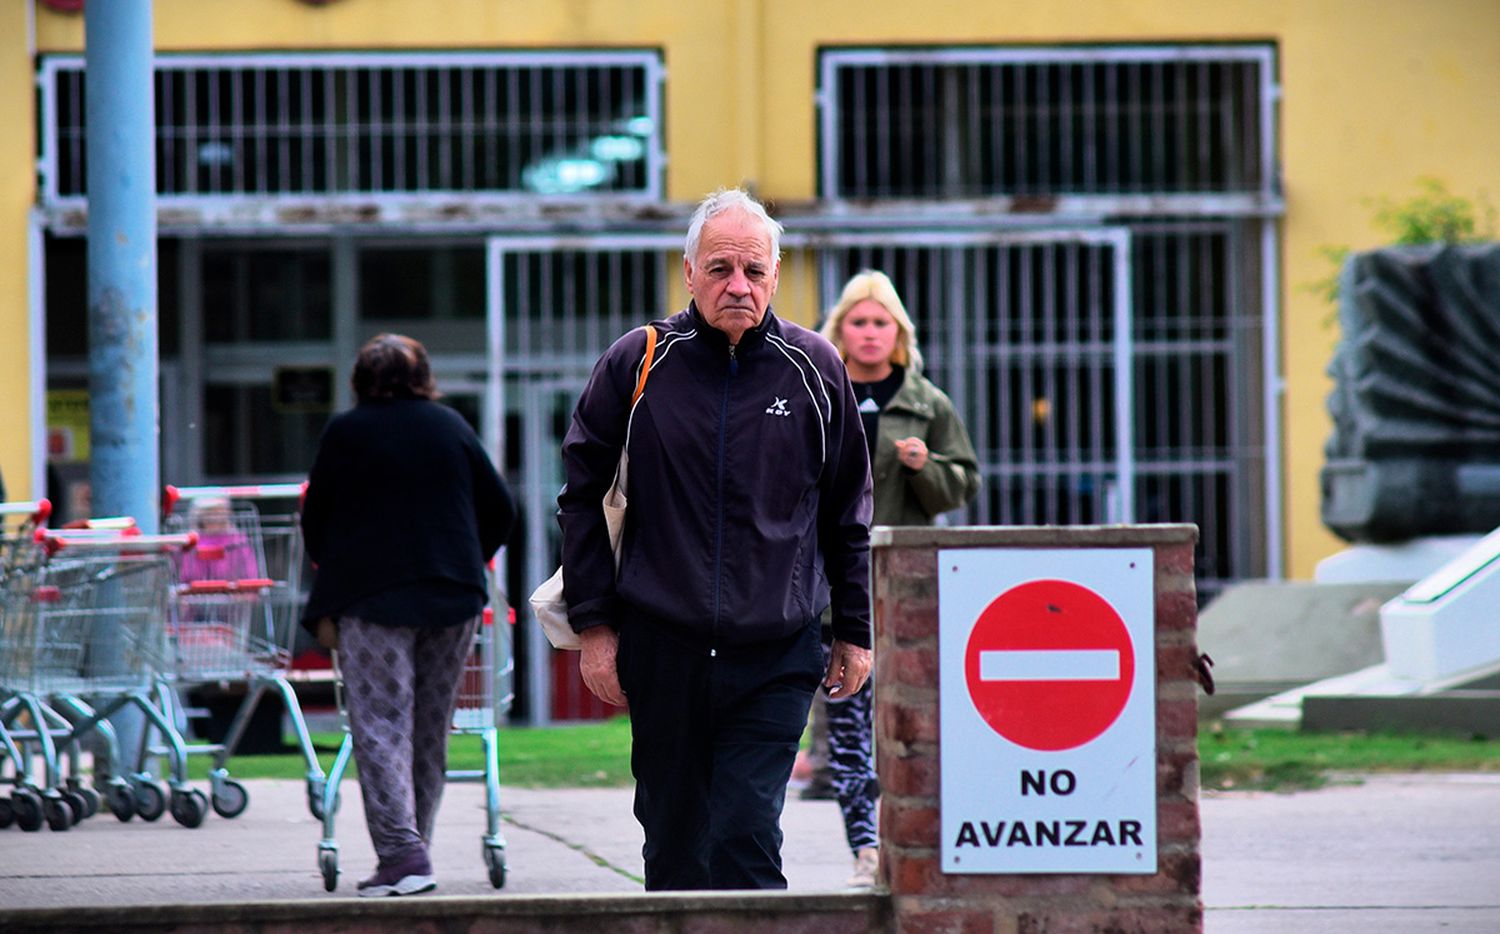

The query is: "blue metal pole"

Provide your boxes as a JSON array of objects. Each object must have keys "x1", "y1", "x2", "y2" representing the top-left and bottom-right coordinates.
[
  {"x1": 86, "y1": 0, "x2": 158, "y2": 535},
  {"x1": 85, "y1": 0, "x2": 157, "y2": 776}
]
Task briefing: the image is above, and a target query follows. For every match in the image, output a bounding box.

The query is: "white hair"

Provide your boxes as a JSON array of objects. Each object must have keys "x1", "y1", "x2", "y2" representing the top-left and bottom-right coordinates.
[{"x1": 683, "y1": 188, "x2": 784, "y2": 266}]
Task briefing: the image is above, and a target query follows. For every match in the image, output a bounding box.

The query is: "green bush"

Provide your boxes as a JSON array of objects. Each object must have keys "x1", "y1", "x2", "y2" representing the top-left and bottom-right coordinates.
[{"x1": 1311, "y1": 177, "x2": 1496, "y2": 318}]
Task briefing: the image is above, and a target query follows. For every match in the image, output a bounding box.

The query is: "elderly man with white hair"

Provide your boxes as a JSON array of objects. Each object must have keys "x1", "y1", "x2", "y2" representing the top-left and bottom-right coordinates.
[{"x1": 557, "y1": 187, "x2": 874, "y2": 890}]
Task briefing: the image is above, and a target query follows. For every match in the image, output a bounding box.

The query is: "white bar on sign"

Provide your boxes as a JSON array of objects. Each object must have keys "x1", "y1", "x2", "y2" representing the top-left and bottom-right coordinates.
[{"x1": 980, "y1": 649, "x2": 1120, "y2": 681}]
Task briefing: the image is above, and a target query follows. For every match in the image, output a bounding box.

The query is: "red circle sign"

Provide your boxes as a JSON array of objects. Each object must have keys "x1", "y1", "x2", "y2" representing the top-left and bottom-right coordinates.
[{"x1": 964, "y1": 579, "x2": 1134, "y2": 751}]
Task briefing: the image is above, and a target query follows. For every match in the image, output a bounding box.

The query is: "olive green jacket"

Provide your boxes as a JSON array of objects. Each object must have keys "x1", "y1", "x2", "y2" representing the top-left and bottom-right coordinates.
[{"x1": 868, "y1": 368, "x2": 981, "y2": 526}]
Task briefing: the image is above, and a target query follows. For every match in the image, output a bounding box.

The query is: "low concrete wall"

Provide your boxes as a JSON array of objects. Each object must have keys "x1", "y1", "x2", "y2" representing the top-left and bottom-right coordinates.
[
  {"x1": 872, "y1": 525, "x2": 1204, "y2": 933},
  {"x1": 0, "y1": 891, "x2": 889, "y2": 934}
]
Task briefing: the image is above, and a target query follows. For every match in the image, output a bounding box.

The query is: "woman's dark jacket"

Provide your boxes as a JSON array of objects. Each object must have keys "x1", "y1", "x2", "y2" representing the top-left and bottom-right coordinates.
[
  {"x1": 558, "y1": 304, "x2": 874, "y2": 649},
  {"x1": 300, "y1": 398, "x2": 515, "y2": 628}
]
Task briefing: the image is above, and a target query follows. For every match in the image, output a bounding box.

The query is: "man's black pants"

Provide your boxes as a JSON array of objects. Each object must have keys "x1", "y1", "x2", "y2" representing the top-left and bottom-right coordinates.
[{"x1": 618, "y1": 617, "x2": 824, "y2": 890}]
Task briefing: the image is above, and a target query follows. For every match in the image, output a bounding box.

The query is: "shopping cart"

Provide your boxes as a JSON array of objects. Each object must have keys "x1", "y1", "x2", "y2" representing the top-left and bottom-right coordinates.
[
  {"x1": 155, "y1": 483, "x2": 328, "y2": 820},
  {"x1": 315, "y1": 561, "x2": 514, "y2": 891},
  {"x1": 0, "y1": 565, "x2": 78, "y2": 831},
  {"x1": 1, "y1": 502, "x2": 48, "y2": 830},
  {"x1": 2, "y1": 530, "x2": 205, "y2": 828},
  {"x1": 0, "y1": 499, "x2": 50, "y2": 580}
]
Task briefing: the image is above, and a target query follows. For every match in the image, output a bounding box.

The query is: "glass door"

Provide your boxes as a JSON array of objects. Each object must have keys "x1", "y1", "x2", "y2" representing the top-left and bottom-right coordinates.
[{"x1": 179, "y1": 238, "x2": 338, "y2": 484}]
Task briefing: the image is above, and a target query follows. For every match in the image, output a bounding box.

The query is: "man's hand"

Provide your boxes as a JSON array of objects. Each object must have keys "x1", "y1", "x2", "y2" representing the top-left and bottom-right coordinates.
[
  {"x1": 824, "y1": 639, "x2": 872, "y2": 699},
  {"x1": 579, "y1": 626, "x2": 626, "y2": 707}
]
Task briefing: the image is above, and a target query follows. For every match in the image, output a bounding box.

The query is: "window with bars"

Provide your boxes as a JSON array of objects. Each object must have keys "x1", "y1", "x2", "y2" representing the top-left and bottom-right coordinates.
[
  {"x1": 39, "y1": 51, "x2": 664, "y2": 203},
  {"x1": 820, "y1": 47, "x2": 1273, "y2": 200},
  {"x1": 497, "y1": 244, "x2": 670, "y2": 374},
  {"x1": 811, "y1": 236, "x2": 1131, "y2": 529},
  {"x1": 816, "y1": 44, "x2": 1279, "y2": 596}
]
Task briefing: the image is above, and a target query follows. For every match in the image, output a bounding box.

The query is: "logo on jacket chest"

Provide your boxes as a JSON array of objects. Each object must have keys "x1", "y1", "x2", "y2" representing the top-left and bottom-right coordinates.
[{"x1": 765, "y1": 396, "x2": 792, "y2": 417}]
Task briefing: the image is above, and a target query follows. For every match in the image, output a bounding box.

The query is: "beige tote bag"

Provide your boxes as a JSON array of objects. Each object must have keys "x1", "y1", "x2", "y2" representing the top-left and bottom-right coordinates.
[{"x1": 528, "y1": 324, "x2": 657, "y2": 650}]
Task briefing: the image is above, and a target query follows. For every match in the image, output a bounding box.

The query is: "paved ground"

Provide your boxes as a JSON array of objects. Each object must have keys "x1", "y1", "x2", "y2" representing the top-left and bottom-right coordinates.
[
  {"x1": 3, "y1": 772, "x2": 1500, "y2": 931},
  {"x1": 1201, "y1": 772, "x2": 1500, "y2": 933},
  {"x1": 0, "y1": 778, "x2": 851, "y2": 903}
]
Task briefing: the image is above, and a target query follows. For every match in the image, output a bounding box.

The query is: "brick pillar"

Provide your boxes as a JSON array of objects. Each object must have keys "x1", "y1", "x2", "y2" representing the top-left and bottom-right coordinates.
[{"x1": 873, "y1": 526, "x2": 1203, "y2": 933}]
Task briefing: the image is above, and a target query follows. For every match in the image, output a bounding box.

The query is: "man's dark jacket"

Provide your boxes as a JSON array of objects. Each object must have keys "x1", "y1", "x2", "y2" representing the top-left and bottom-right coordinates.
[
  {"x1": 559, "y1": 304, "x2": 874, "y2": 648},
  {"x1": 300, "y1": 398, "x2": 515, "y2": 627}
]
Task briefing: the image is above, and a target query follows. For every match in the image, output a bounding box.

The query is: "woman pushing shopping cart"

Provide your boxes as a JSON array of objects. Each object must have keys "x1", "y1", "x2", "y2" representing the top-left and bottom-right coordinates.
[{"x1": 299, "y1": 333, "x2": 516, "y2": 895}]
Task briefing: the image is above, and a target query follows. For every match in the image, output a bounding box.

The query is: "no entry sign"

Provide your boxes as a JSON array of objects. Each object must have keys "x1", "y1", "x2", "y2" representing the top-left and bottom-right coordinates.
[
  {"x1": 940, "y1": 548, "x2": 1156, "y2": 875},
  {"x1": 964, "y1": 578, "x2": 1135, "y2": 752}
]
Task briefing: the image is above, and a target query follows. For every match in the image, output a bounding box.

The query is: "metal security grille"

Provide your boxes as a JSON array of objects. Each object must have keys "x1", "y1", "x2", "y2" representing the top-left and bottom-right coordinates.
[
  {"x1": 487, "y1": 235, "x2": 678, "y2": 723},
  {"x1": 38, "y1": 51, "x2": 664, "y2": 204},
  {"x1": 820, "y1": 46, "x2": 1274, "y2": 200},
  {"x1": 817, "y1": 44, "x2": 1280, "y2": 597},
  {"x1": 807, "y1": 231, "x2": 1134, "y2": 526},
  {"x1": 497, "y1": 243, "x2": 673, "y2": 376},
  {"x1": 1129, "y1": 218, "x2": 1269, "y2": 590}
]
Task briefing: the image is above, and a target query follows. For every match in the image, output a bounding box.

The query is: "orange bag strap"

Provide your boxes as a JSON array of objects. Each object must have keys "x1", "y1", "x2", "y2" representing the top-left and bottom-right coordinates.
[{"x1": 631, "y1": 324, "x2": 658, "y2": 406}]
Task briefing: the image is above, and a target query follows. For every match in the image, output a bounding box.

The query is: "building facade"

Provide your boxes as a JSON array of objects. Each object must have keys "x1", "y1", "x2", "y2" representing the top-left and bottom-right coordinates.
[{"x1": 4, "y1": 0, "x2": 1499, "y2": 719}]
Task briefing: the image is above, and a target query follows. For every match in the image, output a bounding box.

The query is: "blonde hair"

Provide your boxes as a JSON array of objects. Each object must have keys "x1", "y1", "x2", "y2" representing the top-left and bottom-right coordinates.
[{"x1": 818, "y1": 270, "x2": 924, "y2": 372}]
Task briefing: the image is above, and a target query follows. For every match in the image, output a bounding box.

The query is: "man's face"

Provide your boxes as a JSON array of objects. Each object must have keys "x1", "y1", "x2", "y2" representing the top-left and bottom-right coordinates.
[{"x1": 684, "y1": 208, "x2": 779, "y2": 345}]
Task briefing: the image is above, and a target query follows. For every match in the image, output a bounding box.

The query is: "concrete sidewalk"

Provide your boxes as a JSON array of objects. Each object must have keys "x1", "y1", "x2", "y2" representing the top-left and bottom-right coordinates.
[
  {"x1": 1201, "y1": 772, "x2": 1500, "y2": 933},
  {"x1": 3, "y1": 773, "x2": 1500, "y2": 931},
  {"x1": 0, "y1": 778, "x2": 851, "y2": 904}
]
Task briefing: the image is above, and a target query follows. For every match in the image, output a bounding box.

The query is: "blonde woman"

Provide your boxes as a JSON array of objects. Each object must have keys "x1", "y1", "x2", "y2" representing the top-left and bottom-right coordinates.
[{"x1": 815, "y1": 269, "x2": 980, "y2": 886}]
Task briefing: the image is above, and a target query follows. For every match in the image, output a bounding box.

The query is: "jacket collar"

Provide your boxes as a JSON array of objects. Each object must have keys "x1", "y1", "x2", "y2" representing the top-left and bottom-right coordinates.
[
  {"x1": 883, "y1": 367, "x2": 936, "y2": 420},
  {"x1": 687, "y1": 301, "x2": 777, "y2": 352}
]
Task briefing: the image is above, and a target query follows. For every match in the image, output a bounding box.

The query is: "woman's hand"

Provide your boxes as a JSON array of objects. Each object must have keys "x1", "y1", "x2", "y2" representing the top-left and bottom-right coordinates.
[{"x1": 894, "y1": 437, "x2": 928, "y2": 471}]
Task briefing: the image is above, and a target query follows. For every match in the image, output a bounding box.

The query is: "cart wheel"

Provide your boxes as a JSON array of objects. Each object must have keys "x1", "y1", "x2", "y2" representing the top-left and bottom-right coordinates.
[
  {"x1": 0, "y1": 796, "x2": 13, "y2": 829},
  {"x1": 69, "y1": 783, "x2": 101, "y2": 819},
  {"x1": 13, "y1": 790, "x2": 44, "y2": 832},
  {"x1": 170, "y1": 788, "x2": 208, "y2": 828},
  {"x1": 63, "y1": 790, "x2": 92, "y2": 823},
  {"x1": 483, "y1": 843, "x2": 507, "y2": 889},
  {"x1": 43, "y1": 796, "x2": 74, "y2": 832},
  {"x1": 105, "y1": 784, "x2": 136, "y2": 821},
  {"x1": 319, "y1": 849, "x2": 339, "y2": 892},
  {"x1": 212, "y1": 779, "x2": 250, "y2": 819},
  {"x1": 134, "y1": 782, "x2": 168, "y2": 822}
]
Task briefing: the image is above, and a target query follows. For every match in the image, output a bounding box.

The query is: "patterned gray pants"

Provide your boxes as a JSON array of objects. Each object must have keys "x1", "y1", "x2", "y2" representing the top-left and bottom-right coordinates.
[
  {"x1": 827, "y1": 676, "x2": 879, "y2": 852},
  {"x1": 338, "y1": 615, "x2": 479, "y2": 865}
]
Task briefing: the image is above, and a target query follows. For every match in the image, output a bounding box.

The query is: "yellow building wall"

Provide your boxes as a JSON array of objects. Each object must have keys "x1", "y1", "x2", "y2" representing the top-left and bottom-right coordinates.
[
  {"x1": 16, "y1": 0, "x2": 1500, "y2": 577},
  {"x1": 0, "y1": 3, "x2": 35, "y2": 502}
]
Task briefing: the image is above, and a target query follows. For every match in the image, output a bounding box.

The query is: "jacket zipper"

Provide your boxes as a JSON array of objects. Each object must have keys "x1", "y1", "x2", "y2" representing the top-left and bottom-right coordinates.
[{"x1": 710, "y1": 342, "x2": 738, "y2": 653}]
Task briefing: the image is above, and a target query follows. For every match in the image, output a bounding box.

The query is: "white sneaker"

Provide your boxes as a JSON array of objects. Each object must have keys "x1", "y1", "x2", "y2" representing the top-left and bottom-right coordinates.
[
  {"x1": 357, "y1": 852, "x2": 436, "y2": 897},
  {"x1": 357, "y1": 872, "x2": 435, "y2": 897},
  {"x1": 847, "y1": 847, "x2": 878, "y2": 887}
]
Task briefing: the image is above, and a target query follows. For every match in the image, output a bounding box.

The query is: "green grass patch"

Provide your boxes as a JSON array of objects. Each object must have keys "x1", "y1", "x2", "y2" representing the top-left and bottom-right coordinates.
[
  {"x1": 1200, "y1": 725, "x2": 1500, "y2": 792},
  {"x1": 185, "y1": 717, "x2": 1500, "y2": 793},
  {"x1": 185, "y1": 716, "x2": 634, "y2": 788}
]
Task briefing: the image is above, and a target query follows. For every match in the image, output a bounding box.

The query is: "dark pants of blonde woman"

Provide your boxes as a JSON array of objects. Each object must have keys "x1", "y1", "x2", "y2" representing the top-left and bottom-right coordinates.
[
  {"x1": 339, "y1": 616, "x2": 479, "y2": 869},
  {"x1": 825, "y1": 677, "x2": 879, "y2": 852}
]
